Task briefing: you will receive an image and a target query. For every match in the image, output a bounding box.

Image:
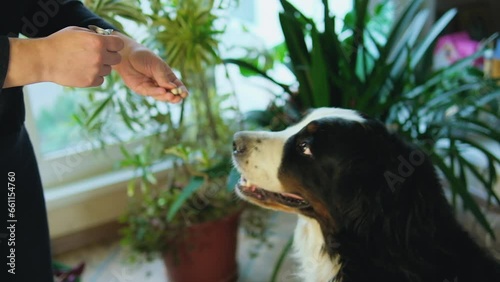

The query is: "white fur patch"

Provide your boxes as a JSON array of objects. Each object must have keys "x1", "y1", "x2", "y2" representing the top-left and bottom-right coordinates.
[{"x1": 292, "y1": 216, "x2": 341, "y2": 282}]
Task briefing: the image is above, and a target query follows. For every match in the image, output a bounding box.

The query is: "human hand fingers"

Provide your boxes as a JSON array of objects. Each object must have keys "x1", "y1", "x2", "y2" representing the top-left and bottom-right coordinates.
[
  {"x1": 40, "y1": 27, "x2": 123, "y2": 87},
  {"x1": 151, "y1": 62, "x2": 189, "y2": 98},
  {"x1": 130, "y1": 81, "x2": 182, "y2": 103},
  {"x1": 97, "y1": 65, "x2": 112, "y2": 77},
  {"x1": 88, "y1": 76, "x2": 105, "y2": 87},
  {"x1": 103, "y1": 35, "x2": 124, "y2": 52},
  {"x1": 102, "y1": 51, "x2": 121, "y2": 66},
  {"x1": 150, "y1": 90, "x2": 184, "y2": 103}
]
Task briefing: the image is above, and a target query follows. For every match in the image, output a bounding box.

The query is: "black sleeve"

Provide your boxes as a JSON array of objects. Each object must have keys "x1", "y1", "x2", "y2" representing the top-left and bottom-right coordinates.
[
  {"x1": 0, "y1": 36, "x2": 10, "y2": 94},
  {"x1": 22, "y1": 0, "x2": 116, "y2": 38}
]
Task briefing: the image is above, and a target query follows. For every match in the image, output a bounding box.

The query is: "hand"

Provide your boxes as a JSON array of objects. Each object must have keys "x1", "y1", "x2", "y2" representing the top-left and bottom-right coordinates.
[
  {"x1": 3, "y1": 26, "x2": 123, "y2": 89},
  {"x1": 39, "y1": 26, "x2": 124, "y2": 87},
  {"x1": 112, "y1": 33, "x2": 188, "y2": 104}
]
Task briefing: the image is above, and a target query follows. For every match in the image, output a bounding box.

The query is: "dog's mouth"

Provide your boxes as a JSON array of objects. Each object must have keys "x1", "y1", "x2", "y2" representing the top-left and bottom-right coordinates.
[{"x1": 237, "y1": 178, "x2": 311, "y2": 209}]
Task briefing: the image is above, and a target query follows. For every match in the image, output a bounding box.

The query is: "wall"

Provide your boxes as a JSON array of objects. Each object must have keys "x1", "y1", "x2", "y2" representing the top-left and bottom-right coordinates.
[{"x1": 436, "y1": 0, "x2": 500, "y2": 37}]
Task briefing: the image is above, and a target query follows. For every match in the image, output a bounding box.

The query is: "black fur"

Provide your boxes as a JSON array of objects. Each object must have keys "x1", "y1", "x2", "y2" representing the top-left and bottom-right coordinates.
[{"x1": 279, "y1": 117, "x2": 500, "y2": 282}]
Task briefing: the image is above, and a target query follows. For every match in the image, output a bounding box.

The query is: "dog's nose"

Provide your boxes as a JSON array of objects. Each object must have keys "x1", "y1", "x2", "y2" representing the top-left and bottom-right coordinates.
[{"x1": 233, "y1": 132, "x2": 248, "y2": 155}]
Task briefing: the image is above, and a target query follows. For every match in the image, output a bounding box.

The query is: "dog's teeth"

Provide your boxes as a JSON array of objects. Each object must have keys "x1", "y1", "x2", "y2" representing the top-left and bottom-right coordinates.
[{"x1": 240, "y1": 178, "x2": 251, "y2": 187}]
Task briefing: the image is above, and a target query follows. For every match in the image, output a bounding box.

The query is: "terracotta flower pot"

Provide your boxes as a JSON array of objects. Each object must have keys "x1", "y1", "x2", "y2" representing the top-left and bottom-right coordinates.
[{"x1": 163, "y1": 212, "x2": 241, "y2": 282}]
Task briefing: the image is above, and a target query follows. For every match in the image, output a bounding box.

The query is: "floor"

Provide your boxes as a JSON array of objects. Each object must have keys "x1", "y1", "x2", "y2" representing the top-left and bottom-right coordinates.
[
  {"x1": 55, "y1": 207, "x2": 500, "y2": 282},
  {"x1": 55, "y1": 212, "x2": 301, "y2": 282}
]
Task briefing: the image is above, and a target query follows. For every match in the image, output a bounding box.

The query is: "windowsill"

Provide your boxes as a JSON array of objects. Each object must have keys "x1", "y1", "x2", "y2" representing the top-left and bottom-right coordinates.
[
  {"x1": 46, "y1": 160, "x2": 173, "y2": 239},
  {"x1": 45, "y1": 167, "x2": 134, "y2": 211}
]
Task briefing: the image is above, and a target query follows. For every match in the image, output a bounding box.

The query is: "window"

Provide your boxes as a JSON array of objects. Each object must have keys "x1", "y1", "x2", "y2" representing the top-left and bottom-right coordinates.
[{"x1": 24, "y1": 0, "x2": 355, "y2": 189}]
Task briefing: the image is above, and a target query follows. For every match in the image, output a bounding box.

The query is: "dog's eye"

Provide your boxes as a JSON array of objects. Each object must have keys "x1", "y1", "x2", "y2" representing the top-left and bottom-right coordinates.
[{"x1": 298, "y1": 142, "x2": 312, "y2": 156}]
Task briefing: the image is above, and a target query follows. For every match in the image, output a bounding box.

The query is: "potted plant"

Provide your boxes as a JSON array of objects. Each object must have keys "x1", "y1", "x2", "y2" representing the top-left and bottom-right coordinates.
[
  {"x1": 227, "y1": 0, "x2": 499, "y2": 278},
  {"x1": 73, "y1": 0, "x2": 270, "y2": 281}
]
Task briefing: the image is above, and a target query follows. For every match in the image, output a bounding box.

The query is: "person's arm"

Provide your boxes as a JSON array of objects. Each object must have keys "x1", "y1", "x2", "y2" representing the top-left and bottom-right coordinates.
[
  {"x1": 2, "y1": 27, "x2": 123, "y2": 89},
  {"x1": 14, "y1": 0, "x2": 186, "y2": 102},
  {"x1": 22, "y1": 0, "x2": 116, "y2": 37},
  {"x1": 1, "y1": 1, "x2": 121, "y2": 89},
  {"x1": 111, "y1": 32, "x2": 187, "y2": 103},
  {"x1": 2, "y1": 37, "x2": 51, "y2": 89}
]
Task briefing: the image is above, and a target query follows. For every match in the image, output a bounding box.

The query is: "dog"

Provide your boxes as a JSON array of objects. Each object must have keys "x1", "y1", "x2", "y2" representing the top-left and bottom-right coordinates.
[{"x1": 232, "y1": 108, "x2": 500, "y2": 282}]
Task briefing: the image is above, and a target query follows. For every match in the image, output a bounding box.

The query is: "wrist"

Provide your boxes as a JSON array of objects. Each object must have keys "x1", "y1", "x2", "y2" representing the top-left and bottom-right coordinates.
[
  {"x1": 4, "y1": 38, "x2": 47, "y2": 88},
  {"x1": 111, "y1": 32, "x2": 132, "y2": 70},
  {"x1": 111, "y1": 32, "x2": 145, "y2": 72}
]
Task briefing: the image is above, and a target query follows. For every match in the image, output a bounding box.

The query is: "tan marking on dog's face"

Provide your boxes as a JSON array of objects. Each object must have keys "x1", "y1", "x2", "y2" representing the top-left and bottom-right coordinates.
[{"x1": 232, "y1": 107, "x2": 364, "y2": 213}]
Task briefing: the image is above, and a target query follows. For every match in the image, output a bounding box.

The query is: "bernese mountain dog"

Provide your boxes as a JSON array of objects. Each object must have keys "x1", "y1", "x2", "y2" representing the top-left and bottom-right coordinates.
[{"x1": 232, "y1": 107, "x2": 500, "y2": 282}]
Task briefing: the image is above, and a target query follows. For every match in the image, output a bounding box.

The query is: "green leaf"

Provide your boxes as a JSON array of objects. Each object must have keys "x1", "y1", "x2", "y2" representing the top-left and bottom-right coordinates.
[
  {"x1": 127, "y1": 180, "x2": 135, "y2": 197},
  {"x1": 119, "y1": 145, "x2": 132, "y2": 160},
  {"x1": 271, "y1": 42, "x2": 289, "y2": 64},
  {"x1": 243, "y1": 110, "x2": 274, "y2": 127},
  {"x1": 223, "y1": 59, "x2": 292, "y2": 95},
  {"x1": 461, "y1": 90, "x2": 500, "y2": 116},
  {"x1": 411, "y1": 8, "x2": 457, "y2": 68},
  {"x1": 355, "y1": 46, "x2": 367, "y2": 82},
  {"x1": 279, "y1": 9, "x2": 313, "y2": 107},
  {"x1": 145, "y1": 172, "x2": 157, "y2": 185},
  {"x1": 389, "y1": 9, "x2": 429, "y2": 79},
  {"x1": 323, "y1": 12, "x2": 357, "y2": 85},
  {"x1": 71, "y1": 113, "x2": 83, "y2": 126},
  {"x1": 431, "y1": 154, "x2": 495, "y2": 238},
  {"x1": 202, "y1": 160, "x2": 232, "y2": 179},
  {"x1": 455, "y1": 117, "x2": 500, "y2": 141},
  {"x1": 381, "y1": 0, "x2": 422, "y2": 63},
  {"x1": 352, "y1": 0, "x2": 369, "y2": 52},
  {"x1": 85, "y1": 95, "x2": 113, "y2": 127},
  {"x1": 453, "y1": 137, "x2": 500, "y2": 164},
  {"x1": 458, "y1": 156, "x2": 500, "y2": 206},
  {"x1": 167, "y1": 177, "x2": 205, "y2": 222},
  {"x1": 387, "y1": 9, "x2": 428, "y2": 64},
  {"x1": 270, "y1": 235, "x2": 293, "y2": 282},
  {"x1": 226, "y1": 168, "x2": 240, "y2": 192},
  {"x1": 280, "y1": 0, "x2": 314, "y2": 26},
  {"x1": 310, "y1": 28, "x2": 331, "y2": 107},
  {"x1": 118, "y1": 100, "x2": 135, "y2": 131}
]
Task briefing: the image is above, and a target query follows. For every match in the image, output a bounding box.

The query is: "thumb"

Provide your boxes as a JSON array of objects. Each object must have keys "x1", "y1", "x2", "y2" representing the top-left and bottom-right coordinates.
[{"x1": 152, "y1": 61, "x2": 178, "y2": 89}]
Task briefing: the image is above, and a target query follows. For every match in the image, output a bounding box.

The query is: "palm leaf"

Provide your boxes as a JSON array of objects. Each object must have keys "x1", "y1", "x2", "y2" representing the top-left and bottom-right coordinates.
[
  {"x1": 410, "y1": 8, "x2": 457, "y2": 68},
  {"x1": 310, "y1": 28, "x2": 331, "y2": 107},
  {"x1": 458, "y1": 156, "x2": 500, "y2": 206},
  {"x1": 279, "y1": 11, "x2": 313, "y2": 107},
  {"x1": 382, "y1": 0, "x2": 423, "y2": 64},
  {"x1": 431, "y1": 154, "x2": 495, "y2": 237},
  {"x1": 223, "y1": 59, "x2": 292, "y2": 95}
]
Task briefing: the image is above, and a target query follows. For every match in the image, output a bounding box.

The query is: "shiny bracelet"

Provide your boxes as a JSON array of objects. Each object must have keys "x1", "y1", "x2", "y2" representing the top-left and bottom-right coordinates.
[{"x1": 88, "y1": 25, "x2": 114, "y2": 35}]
